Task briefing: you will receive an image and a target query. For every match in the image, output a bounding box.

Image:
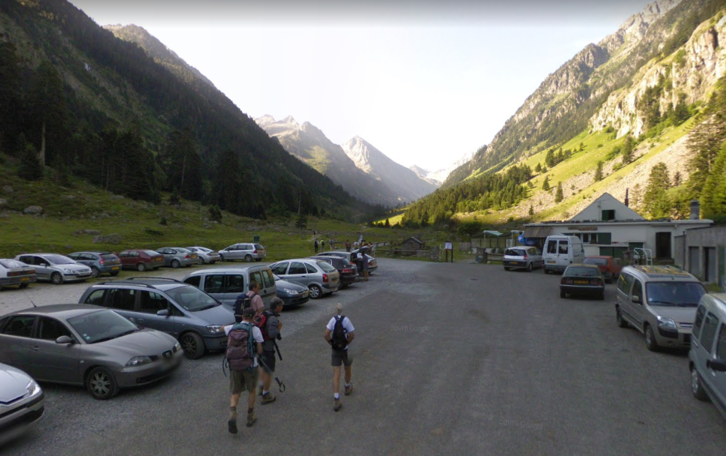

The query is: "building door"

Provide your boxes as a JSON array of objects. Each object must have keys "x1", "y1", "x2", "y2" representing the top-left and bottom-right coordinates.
[
  {"x1": 655, "y1": 232, "x2": 671, "y2": 259},
  {"x1": 689, "y1": 247, "x2": 700, "y2": 278},
  {"x1": 704, "y1": 247, "x2": 716, "y2": 283}
]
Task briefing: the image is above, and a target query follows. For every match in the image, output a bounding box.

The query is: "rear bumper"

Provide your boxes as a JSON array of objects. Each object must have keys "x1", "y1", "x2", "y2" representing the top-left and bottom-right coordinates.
[
  {"x1": 560, "y1": 285, "x2": 603, "y2": 296},
  {"x1": 0, "y1": 276, "x2": 37, "y2": 286}
]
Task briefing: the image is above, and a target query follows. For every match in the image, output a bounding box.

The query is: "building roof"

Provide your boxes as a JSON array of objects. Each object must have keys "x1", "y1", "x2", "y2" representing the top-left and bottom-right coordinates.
[{"x1": 570, "y1": 192, "x2": 644, "y2": 222}]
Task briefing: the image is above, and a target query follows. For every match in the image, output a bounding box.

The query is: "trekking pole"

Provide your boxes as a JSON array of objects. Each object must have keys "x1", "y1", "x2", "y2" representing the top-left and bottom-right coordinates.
[
  {"x1": 273, "y1": 340, "x2": 283, "y2": 361},
  {"x1": 257, "y1": 356, "x2": 286, "y2": 393}
]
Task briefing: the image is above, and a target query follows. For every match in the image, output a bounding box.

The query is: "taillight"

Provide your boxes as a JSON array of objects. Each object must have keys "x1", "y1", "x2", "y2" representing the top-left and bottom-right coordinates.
[
  {"x1": 561, "y1": 278, "x2": 573, "y2": 285},
  {"x1": 185, "y1": 255, "x2": 190, "y2": 259},
  {"x1": 99, "y1": 258, "x2": 105, "y2": 264},
  {"x1": 523, "y1": 253, "x2": 528, "y2": 259},
  {"x1": 322, "y1": 273, "x2": 329, "y2": 283},
  {"x1": 253, "y1": 249, "x2": 257, "y2": 254},
  {"x1": 590, "y1": 279, "x2": 603, "y2": 286}
]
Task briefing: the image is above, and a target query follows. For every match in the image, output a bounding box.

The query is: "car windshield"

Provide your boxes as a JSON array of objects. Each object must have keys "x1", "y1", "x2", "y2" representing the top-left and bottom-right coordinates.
[
  {"x1": 101, "y1": 254, "x2": 118, "y2": 261},
  {"x1": 584, "y1": 258, "x2": 607, "y2": 266},
  {"x1": 67, "y1": 310, "x2": 139, "y2": 344},
  {"x1": 646, "y1": 282, "x2": 706, "y2": 307},
  {"x1": 44, "y1": 254, "x2": 76, "y2": 265},
  {"x1": 566, "y1": 267, "x2": 600, "y2": 277},
  {"x1": 505, "y1": 249, "x2": 525, "y2": 256},
  {"x1": 0, "y1": 259, "x2": 28, "y2": 268},
  {"x1": 165, "y1": 285, "x2": 220, "y2": 312},
  {"x1": 142, "y1": 250, "x2": 159, "y2": 256},
  {"x1": 317, "y1": 261, "x2": 337, "y2": 273}
]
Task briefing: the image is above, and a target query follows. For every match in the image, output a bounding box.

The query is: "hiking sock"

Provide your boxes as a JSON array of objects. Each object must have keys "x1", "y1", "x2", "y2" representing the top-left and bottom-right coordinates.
[
  {"x1": 344, "y1": 383, "x2": 351, "y2": 388},
  {"x1": 228, "y1": 406, "x2": 238, "y2": 434},
  {"x1": 334, "y1": 393, "x2": 340, "y2": 400},
  {"x1": 263, "y1": 390, "x2": 269, "y2": 396},
  {"x1": 229, "y1": 406, "x2": 237, "y2": 420}
]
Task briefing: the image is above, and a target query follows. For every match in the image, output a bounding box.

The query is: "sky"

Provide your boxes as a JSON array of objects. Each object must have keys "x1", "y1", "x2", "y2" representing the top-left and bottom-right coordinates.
[{"x1": 67, "y1": 0, "x2": 653, "y2": 172}]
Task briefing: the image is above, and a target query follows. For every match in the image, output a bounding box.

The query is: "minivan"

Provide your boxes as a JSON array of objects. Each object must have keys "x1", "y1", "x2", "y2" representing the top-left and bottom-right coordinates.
[
  {"x1": 614, "y1": 265, "x2": 706, "y2": 351},
  {"x1": 182, "y1": 266, "x2": 277, "y2": 309},
  {"x1": 689, "y1": 293, "x2": 726, "y2": 419},
  {"x1": 542, "y1": 235, "x2": 585, "y2": 274},
  {"x1": 218, "y1": 243, "x2": 266, "y2": 262}
]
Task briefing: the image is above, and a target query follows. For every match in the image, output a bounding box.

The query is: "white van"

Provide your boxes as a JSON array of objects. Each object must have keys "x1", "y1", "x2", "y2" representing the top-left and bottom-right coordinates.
[{"x1": 543, "y1": 235, "x2": 585, "y2": 274}]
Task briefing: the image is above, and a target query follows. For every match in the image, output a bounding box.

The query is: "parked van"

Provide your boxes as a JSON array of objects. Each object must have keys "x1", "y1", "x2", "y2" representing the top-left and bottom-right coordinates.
[
  {"x1": 542, "y1": 235, "x2": 585, "y2": 274},
  {"x1": 689, "y1": 293, "x2": 726, "y2": 419},
  {"x1": 182, "y1": 265, "x2": 277, "y2": 310}
]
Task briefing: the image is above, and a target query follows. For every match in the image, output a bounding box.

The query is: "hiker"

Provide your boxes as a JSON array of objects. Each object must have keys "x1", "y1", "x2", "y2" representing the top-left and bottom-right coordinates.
[
  {"x1": 324, "y1": 303, "x2": 355, "y2": 412},
  {"x1": 225, "y1": 307, "x2": 264, "y2": 434},
  {"x1": 345, "y1": 240, "x2": 351, "y2": 252},
  {"x1": 314, "y1": 239, "x2": 319, "y2": 253},
  {"x1": 258, "y1": 297, "x2": 283, "y2": 404},
  {"x1": 246, "y1": 281, "x2": 264, "y2": 315},
  {"x1": 357, "y1": 249, "x2": 368, "y2": 282},
  {"x1": 330, "y1": 238, "x2": 335, "y2": 250}
]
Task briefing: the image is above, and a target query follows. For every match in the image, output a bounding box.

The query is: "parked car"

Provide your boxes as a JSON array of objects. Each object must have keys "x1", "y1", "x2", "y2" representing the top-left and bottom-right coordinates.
[
  {"x1": 273, "y1": 274, "x2": 310, "y2": 308},
  {"x1": 67, "y1": 251, "x2": 122, "y2": 278},
  {"x1": 0, "y1": 362, "x2": 44, "y2": 446},
  {"x1": 689, "y1": 293, "x2": 726, "y2": 419},
  {"x1": 583, "y1": 256, "x2": 622, "y2": 283},
  {"x1": 14, "y1": 253, "x2": 92, "y2": 285},
  {"x1": 117, "y1": 249, "x2": 165, "y2": 272},
  {"x1": 156, "y1": 247, "x2": 198, "y2": 268},
  {"x1": 218, "y1": 243, "x2": 266, "y2": 262},
  {"x1": 615, "y1": 265, "x2": 706, "y2": 351},
  {"x1": 185, "y1": 246, "x2": 221, "y2": 264},
  {"x1": 0, "y1": 304, "x2": 183, "y2": 400},
  {"x1": 0, "y1": 259, "x2": 37, "y2": 290},
  {"x1": 559, "y1": 264, "x2": 605, "y2": 300},
  {"x1": 269, "y1": 259, "x2": 339, "y2": 299},
  {"x1": 79, "y1": 278, "x2": 235, "y2": 359},
  {"x1": 503, "y1": 247, "x2": 542, "y2": 272},
  {"x1": 309, "y1": 255, "x2": 358, "y2": 288},
  {"x1": 317, "y1": 251, "x2": 378, "y2": 274},
  {"x1": 182, "y1": 266, "x2": 277, "y2": 309},
  {"x1": 543, "y1": 235, "x2": 585, "y2": 274}
]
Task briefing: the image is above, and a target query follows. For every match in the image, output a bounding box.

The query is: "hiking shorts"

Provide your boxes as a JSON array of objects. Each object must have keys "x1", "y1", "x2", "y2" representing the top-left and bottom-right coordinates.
[
  {"x1": 230, "y1": 367, "x2": 259, "y2": 394},
  {"x1": 261, "y1": 350, "x2": 276, "y2": 373},
  {"x1": 331, "y1": 349, "x2": 353, "y2": 367}
]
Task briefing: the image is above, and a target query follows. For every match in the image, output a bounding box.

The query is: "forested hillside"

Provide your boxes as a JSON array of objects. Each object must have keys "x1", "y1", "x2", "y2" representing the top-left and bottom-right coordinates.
[{"x1": 0, "y1": 0, "x2": 378, "y2": 221}]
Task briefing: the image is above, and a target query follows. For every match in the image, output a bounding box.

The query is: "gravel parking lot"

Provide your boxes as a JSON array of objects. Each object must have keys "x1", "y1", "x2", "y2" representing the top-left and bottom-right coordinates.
[{"x1": 2, "y1": 259, "x2": 725, "y2": 456}]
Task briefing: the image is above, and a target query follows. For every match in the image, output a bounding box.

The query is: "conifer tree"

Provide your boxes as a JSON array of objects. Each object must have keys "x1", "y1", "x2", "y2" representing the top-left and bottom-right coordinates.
[
  {"x1": 555, "y1": 182, "x2": 564, "y2": 203},
  {"x1": 594, "y1": 161, "x2": 603, "y2": 182},
  {"x1": 643, "y1": 163, "x2": 671, "y2": 218},
  {"x1": 542, "y1": 176, "x2": 550, "y2": 191}
]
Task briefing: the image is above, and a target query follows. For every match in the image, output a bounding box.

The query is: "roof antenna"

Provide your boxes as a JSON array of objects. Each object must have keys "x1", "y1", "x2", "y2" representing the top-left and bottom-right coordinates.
[{"x1": 21, "y1": 289, "x2": 38, "y2": 308}]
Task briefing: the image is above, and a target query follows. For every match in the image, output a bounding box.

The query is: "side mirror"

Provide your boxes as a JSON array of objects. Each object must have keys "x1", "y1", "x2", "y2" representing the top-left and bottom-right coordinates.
[
  {"x1": 707, "y1": 359, "x2": 726, "y2": 372},
  {"x1": 631, "y1": 295, "x2": 641, "y2": 304},
  {"x1": 56, "y1": 335, "x2": 74, "y2": 344},
  {"x1": 156, "y1": 309, "x2": 169, "y2": 317}
]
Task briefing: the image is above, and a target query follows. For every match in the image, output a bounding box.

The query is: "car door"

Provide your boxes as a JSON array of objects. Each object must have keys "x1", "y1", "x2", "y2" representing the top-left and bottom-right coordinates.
[
  {"x1": 271, "y1": 262, "x2": 290, "y2": 279},
  {"x1": 260, "y1": 269, "x2": 277, "y2": 306},
  {"x1": 628, "y1": 278, "x2": 646, "y2": 330},
  {"x1": 692, "y1": 309, "x2": 721, "y2": 397},
  {"x1": 136, "y1": 290, "x2": 176, "y2": 334},
  {"x1": 616, "y1": 273, "x2": 636, "y2": 326},
  {"x1": 222, "y1": 273, "x2": 247, "y2": 306},
  {"x1": 557, "y1": 241, "x2": 570, "y2": 269},
  {"x1": 105, "y1": 287, "x2": 140, "y2": 322},
  {"x1": 248, "y1": 269, "x2": 274, "y2": 304},
  {"x1": 0, "y1": 315, "x2": 37, "y2": 375},
  {"x1": 285, "y1": 261, "x2": 309, "y2": 287},
  {"x1": 30, "y1": 317, "x2": 80, "y2": 384},
  {"x1": 711, "y1": 322, "x2": 726, "y2": 410}
]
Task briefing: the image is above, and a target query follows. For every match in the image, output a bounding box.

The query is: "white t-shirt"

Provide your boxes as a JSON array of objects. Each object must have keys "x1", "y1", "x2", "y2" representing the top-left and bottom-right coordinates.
[
  {"x1": 326, "y1": 316, "x2": 355, "y2": 351},
  {"x1": 224, "y1": 323, "x2": 264, "y2": 367}
]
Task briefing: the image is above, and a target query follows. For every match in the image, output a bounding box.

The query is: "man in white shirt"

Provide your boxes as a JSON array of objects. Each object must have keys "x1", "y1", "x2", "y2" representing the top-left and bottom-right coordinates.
[{"x1": 324, "y1": 304, "x2": 355, "y2": 412}]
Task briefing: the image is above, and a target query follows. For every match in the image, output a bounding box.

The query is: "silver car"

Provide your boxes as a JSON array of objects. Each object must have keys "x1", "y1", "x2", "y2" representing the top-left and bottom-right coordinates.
[
  {"x1": 0, "y1": 259, "x2": 37, "y2": 290},
  {"x1": 0, "y1": 305, "x2": 184, "y2": 400},
  {"x1": 689, "y1": 293, "x2": 726, "y2": 419},
  {"x1": 0, "y1": 362, "x2": 44, "y2": 446},
  {"x1": 269, "y1": 259, "x2": 339, "y2": 299},
  {"x1": 156, "y1": 247, "x2": 199, "y2": 268},
  {"x1": 503, "y1": 247, "x2": 542, "y2": 272},
  {"x1": 218, "y1": 243, "x2": 267, "y2": 262},
  {"x1": 15, "y1": 253, "x2": 92, "y2": 285},
  {"x1": 185, "y1": 246, "x2": 221, "y2": 265}
]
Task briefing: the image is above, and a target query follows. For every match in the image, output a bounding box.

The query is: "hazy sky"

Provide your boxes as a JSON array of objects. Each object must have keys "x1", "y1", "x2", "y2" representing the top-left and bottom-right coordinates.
[{"x1": 68, "y1": 0, "x2": 652, "y2": 172}]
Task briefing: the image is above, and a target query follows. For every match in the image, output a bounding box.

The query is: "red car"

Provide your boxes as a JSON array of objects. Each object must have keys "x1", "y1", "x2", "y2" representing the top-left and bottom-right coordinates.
[
  {"x1": 118, "y1": 249, "x2": 165, "y2": 272},
  {"x1": 583, "y1": 256, "x2": 622, "y2": 283}
]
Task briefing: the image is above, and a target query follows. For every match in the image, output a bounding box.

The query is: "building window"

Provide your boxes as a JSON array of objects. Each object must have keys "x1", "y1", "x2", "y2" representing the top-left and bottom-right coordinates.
[
  {"x1": 566, "y1": 232, "x2": 612, "y2": 244},
  {"x1": 602, "y1": 210, "x2": 615, "y2": 221}
]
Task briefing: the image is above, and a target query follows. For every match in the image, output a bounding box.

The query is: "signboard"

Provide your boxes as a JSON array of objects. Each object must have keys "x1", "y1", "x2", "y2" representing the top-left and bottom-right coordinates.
[
  {"x1": 444, "y1": 242, "x2": 453, "y2": 250},
  {"x1": 567, "y1": 226, "x2": 598, "y2": 231}
]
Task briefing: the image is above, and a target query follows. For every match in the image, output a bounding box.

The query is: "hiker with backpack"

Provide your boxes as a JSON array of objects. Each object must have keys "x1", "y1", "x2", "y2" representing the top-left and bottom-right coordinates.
[
  {"x1": 225, "y1": 307, "x2": 264, "y2": 434},
  {"x1": 234, "y1": 281, "x2": 264, "y2": 322},
  {"x1": 257, "y1": 297, "x2": 283, "y2": 405},
  {"x1": 324, "y1": 303, "x2": 355, "y2": 412}
]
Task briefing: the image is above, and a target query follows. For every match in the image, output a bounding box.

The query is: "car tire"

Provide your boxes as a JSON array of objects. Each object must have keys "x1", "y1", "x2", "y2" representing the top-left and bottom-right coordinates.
[
  {"x1": 180, "y1": 332, "x2": 205, "y2": 359},
  {"x1": 19, "y1": 283, "x2": 29, "y2": 289},
  {"x1": 110, "y1": 271, "x2": 119, "y2": 277},
  {"x1": 219, "y1": 254, "x2": 225, "y2": 262},
  {"x1": 544, "y1": 268, "x2": 549, "y2": 274},
  {"x1": 309, "y1": 285, "x2": 323, "y2": 299},
  {"x1": 691, "y1": 365, "x2": 710, "y2": 401},
  {"x1": 527, "y1": 262, "x2": 533, "y2": 272},
  {"x1": 560, "y1": 290, "x2": 566, "y2": 299},
  {"x1": 51, "y1": 272, "x2": 63, "y2": 285},
  {"x1": 199, "y1": 257, "x2": 206, "y2": 264},
  {"x1": 616, "y1": 308, "x2": 629, "y2": 328},
  {"x1": 90, "y1": 266, "x2": 100, "y2": 278},
  {"x1": 86, "y1": 367, "x2": 119, "y2": 400},
  {"x1": 210, "y1": 260, "x2": 216, "y2": 264},
  {"x1": 255, "y1": 259, "x2": 262, "y2": 262},
  {"x1": 171, "y1": 260, "x2": 181, "y2": 268},
  {"x1": 504, "y1": 267, "x2": 510, "y2": 271},
  {"x1": 644, "y1": 324, "x2": 659, "y2": 352},
  {"x1": 137, "y1": 263, "x2": 147, "y2": 272},
  {"x1": 245, "y1": 255, "x2": 253, "y2": 262}
]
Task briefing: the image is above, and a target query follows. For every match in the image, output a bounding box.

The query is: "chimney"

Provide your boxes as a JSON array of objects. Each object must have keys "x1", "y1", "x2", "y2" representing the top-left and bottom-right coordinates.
[
  {"x1": 624, "y1": 188, "x2": 629, "y2": 207},
  {"x1": 690, "y1": 200, "x2": 700, "y2": 220}
]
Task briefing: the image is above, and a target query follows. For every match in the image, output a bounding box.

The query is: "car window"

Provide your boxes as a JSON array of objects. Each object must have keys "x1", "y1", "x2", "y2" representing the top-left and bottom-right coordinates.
[
  {"x1": 565, "y1": 267, "x2": 599, "y2": 277},
  {"x1": 0, "y1": 259, "x2": 27, "y2": 268},
  {"x1": 617, "y1": 273, "x2": 633, "y2": 294},
  {"x1": 546, "y1": 241, "x2": 557, "y2": 254},
  {"x1": 2, "y1": 315, "x2": 36, "y2": 337},
  {"x1": 693, "y1": 305, "x2": 706, "y2": 341},
  {"x1": 44, "y1": 254, "x2": 75, "y2": 265},
  {"x1": 645, "y1": 282, "x2": 705, "y2": 307},
  {"x1": 138, "y1": 291, "x2": 169, "y2": 314},
  {"x1": 318, "y1": 261, "x2": 337, "y2": 273},
  {"x1": 184, "y1": 276, "x2": 201, "y2": 288},
  {"x1": 700, "y1": 312, "x2": 720, "y2": 354},
  {"x1": 142, "y1": 250, "x2": 158, "y2": 257},
  {"x1": 305, "y1": 263, "x2": 318, "y2": 274},
  {"x1": 261, "y1": 270, "x2": 275, "y2": 289},
  {"x1": 129, "y1": 251, "x2": 139, "y2": 258},
  {"x1": 164, "y1": 286, "x2": 219, "y2": 312},
  {"x1": 106, "y1": 288, "x2": 137, "y2": 311},
  {"x1": 631, "y1": 279, "x2": 644, "y2": 303},
  {"x1": 255, "y1": 244, "x2": 264, "y2": 250},
  {"x1": 37, "y1": 317, "x2": 72, "y2": 341},
  {"x1": 288, "y1": 262, "x2": 307, "y2": 274},
  {"x1": 505, "y1": 249, "x2": 524, "y2": 256},
  {"x1": 85, "y1": 289, "x2": 107, "y2": 305},
  {"x1": 101, "y1": 254, "x2": 117, "y2": 261},
  {"x1": 271, "y1": 262, "x2": 289, "y2": 275},
  {"x1": 528, "y1": 248, "x2": 538, "y2": 256},
  {"x1": 716, "y1": 324, "x2": 726, "y2": 360},
  {"x1": 203, "y1": 274, "x2": 225, "y2": 293},
  {"x1": 558, "y1": 242, "x2": 569, "y2": 255},
  {"x1": 67, "y1": 310, "x2": 139, "y2": 344},
  {"x1": 251, "y1": 271, "x2": 264, "y2": 287},
  {"x1": 584, "y1": 258, "x2": 607, "y2": 266},
  {"x1": 225, "y1": 275, "x2": 246, "y2": 294}
]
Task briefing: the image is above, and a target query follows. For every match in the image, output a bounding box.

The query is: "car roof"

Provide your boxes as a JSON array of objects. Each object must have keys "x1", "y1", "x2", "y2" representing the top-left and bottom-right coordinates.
[
  {"x1": 566, "y1": 264, "x2": 600, "y2": 269},
  {"x1": 585, "y1": 255, "x2": 611, "y2": 259},
  {"x1": 4, "y1": 304, "x2": 109, "y2": 320},
  {"x1": 91, "y1": 278, "x2": 188, "y2": 290},
  {"x1": 623, "y1": 265, "x2": 699, "y2": 281},
  {"x1": 187, "y1": 266, "x2": 268, "y2": 276}
]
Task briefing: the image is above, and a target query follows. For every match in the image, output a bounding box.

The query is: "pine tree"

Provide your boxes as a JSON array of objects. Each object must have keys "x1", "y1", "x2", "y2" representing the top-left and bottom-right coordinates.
[
  {"x1": 643, "y1": 163, "x2": 672, "y2": 218},
  {"x1": 555, "y1": 182, "x2": 564, "y2": 203},
  {"x1": 542, "y1": 176, "x2": 550, "y2": 191},
  {"x1": 384, "y1": 218, "x2": 390, "y2": 227},
  {"x1": 594, "y1": 161, "x2": 604, "y2": 182},
  {"x1": 621, "y1": 135, "x2": 635, "y2": 165},
  {"x1": 18, "y1": 143, "x2": 43, "y2": 181},
  {"x1": 535, "y1": 163, "x2": 542, "y2": 173},
  {"x1": 702, "y1": 143, "x2": 726, "y2": 219},
  {"x1": 528, "y1": 205, "x2": 534, "y2": 216}
]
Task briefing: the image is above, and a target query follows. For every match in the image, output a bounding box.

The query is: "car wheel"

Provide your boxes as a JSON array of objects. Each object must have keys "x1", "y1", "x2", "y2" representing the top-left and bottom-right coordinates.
[
  {"x1": 171, "y1": 260, "x2": 181, "y2": 268},
  {"x1": 51, "y1": 272, "x2": 63, "y2": 285},
  {"x1": 180, "y1": 332, "x2": 205, "y2": 359},
  {"x1": 219, "y1": 254, "x2": 225, "y2": 261},
  {"x1": 616, "y1": 308, "x2": 629, "y2": 328},
  {"x1": 86, "y1": 367, "x2": 119, "y2": 400},
  {"x1": 255, "y1": 259, "x2": 262, "y2": 262},
  {"x1": 199, "y1": 257, "x2": 206, "y2": 264},
  {"x1": 309, "y1": 285, "x2": 323, "y2": 299},
  {"x1": 560, "y1": 290, "x2": 566, "y2": 299},
  {"x1": 527, "y1": 262, "x2": 533, "y2": 272},
  {"x1": 19, "y1": 283, "x2": 29, "y2": 289},
  {"x1": 245, "y1": 255, "x2": 253, "y2": 262},
  {"x1": 544, "y1": 268, "x2": 549, "y2": 275},
  {"x1": 90, "y1": 266, "x2": 101, "y2": 278},
  {"x1": 644, "y1": 325, "x2": 659, "y2": 352},
  {"x1": 137, "y1": 263, "x2": 147, "y2": 272},
  {"x1": 210, "y1": 260, "x2": 216, "y2": 264},
  {"x1": 110, "y1": 271, "x2": 119, "y2": 276},
  {"x1": 504, "y1": 267, "x2": 510, "y2": 271},
  {"x1": 691, "y1": 365, "x2": 710, "y2": 401}
]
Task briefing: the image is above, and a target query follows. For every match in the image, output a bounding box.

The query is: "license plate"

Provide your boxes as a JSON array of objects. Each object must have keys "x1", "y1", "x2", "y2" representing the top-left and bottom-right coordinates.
[
  {"x1": 21, "y1": 277, "x2": 29, "y2": 282},
  {"x1": 508, "y1": 261, "x2": 518, "y2": 265},
  {"x1": 111, "y1": 267, "x2": 119, "y2": 271},
  {"x1": 547, "y1": 260, "x2": 556, "y2": 264},
  {"x1": 574, "y1": 280, "x2": 589, "y2": 285}
]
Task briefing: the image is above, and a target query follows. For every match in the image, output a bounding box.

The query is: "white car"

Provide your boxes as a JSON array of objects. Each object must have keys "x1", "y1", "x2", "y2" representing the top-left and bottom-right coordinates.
[
  {"x1": 186, "y1": 246, "x2": 221, "y2": 264},
  {"x1": 0, "y1": 362, "x2": 45, "y2": 446},
  {"x1": 14, "y1": 253, "x2": 92, "y2": 285},
  {"x1": 218, "y1": 243, "x2": 266, "y2": 262},
  {"x1": 0, "y1": 259, "x2": 37, "y2": 290}
]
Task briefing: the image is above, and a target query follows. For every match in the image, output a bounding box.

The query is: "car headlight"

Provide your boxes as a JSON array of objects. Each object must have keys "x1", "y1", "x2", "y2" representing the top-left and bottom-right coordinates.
[
  {"x1": 173, "y1": 342, "x2": 181, "y2": 353},
  {"x1": 62, "y1": 268, "x2": 75, "y2": 274},
  {"x1": 280, "y1": 288, "x2": 296, "y2": 295},
  {"x1": 206, "y1": 325, "x2": 224, "y2": 334},
  {"x1": 126, "y1": 356, "x2": 152, "y2": 367},
  {"x1": 656, "y1": 316, "x2": 677, "y2": 330},
  {"x1": 26, "y1": 379, "x2": 42, "y2": 397}
]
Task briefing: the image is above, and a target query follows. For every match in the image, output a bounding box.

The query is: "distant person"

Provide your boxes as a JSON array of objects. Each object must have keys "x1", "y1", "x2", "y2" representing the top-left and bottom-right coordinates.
[
  {"x1": 321, "y1": 240, "x2": 325, "y2": 251},
  {"x1": 330, "y1": 239, "x2": 335, "y2": 250},
  {"x1": 345, "y1": 240, "x2": 351, "y2": 252},
  {"x1": 314, "y1": 239, "x2": 319, "y2": 253},
  {"x1": 353, "y1": 240, "x2": 359, "y2": 250},
  {"x1": 258, "y1": 298, "x2": 283, "y2": 405},
  {"x1": 225, "y1": 307, "x2": 264, "y2": 433},
  {"x1": 324, "y1": 303, "x2": 355, "y2": 412}
]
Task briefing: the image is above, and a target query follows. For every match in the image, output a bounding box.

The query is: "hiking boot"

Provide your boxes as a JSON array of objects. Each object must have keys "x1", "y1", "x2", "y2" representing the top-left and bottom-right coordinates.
[
  {"x1": 345, "y1": 384, "x2": 353, "y2": 396},
  {"x1": 228, "y1": 418, "x2": 238, "y2": 434},
  {"x1": 262, "y1": 392, "x2": 277, "y2": 405},
  {"x1": 246, "y1": 410, "x2": 257, "y2": 427},
  {"x1": 334, "y1": 398, "x2": 342, "y2": 412}
]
